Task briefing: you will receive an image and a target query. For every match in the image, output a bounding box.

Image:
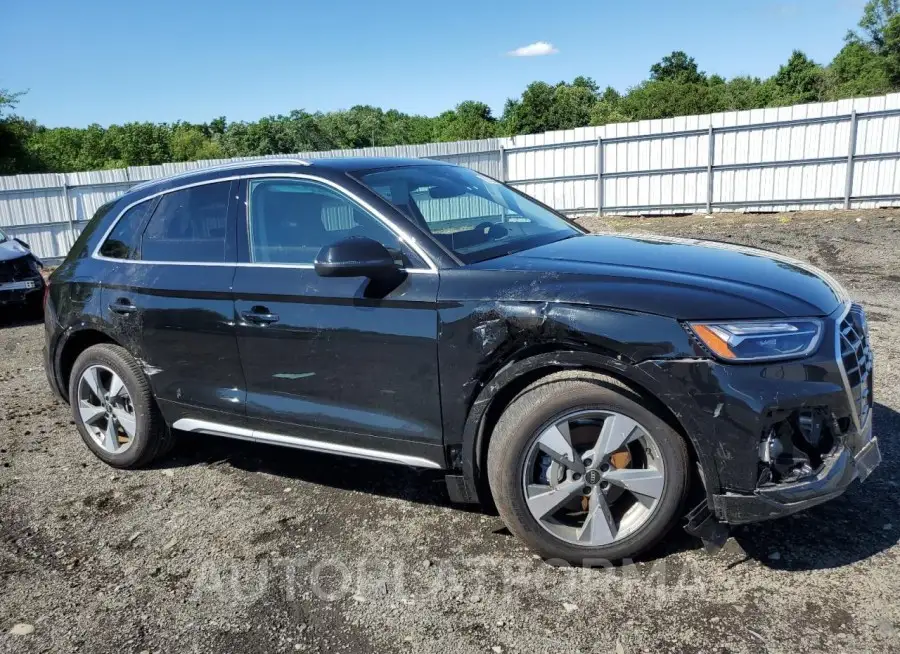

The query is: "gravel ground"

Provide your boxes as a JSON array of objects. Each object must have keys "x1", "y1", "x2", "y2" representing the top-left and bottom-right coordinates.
[{"x1": 2, "y1": 208, "x2": 899, "y2": 654}]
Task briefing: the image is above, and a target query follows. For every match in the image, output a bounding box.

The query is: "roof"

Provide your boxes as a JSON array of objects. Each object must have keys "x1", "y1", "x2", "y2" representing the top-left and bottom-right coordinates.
[
  {"x1": 310, "y1": 157, "x2": 446, "y2": 172},
  {"x1": 125, "y1": 156, "x2": 445, "y2": 197}
]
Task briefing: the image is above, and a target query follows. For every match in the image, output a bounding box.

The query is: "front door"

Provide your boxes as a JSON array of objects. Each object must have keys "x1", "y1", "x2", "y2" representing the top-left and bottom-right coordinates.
[{"x1": 232, "y1": 176, "x2": 444, "y2": 467}]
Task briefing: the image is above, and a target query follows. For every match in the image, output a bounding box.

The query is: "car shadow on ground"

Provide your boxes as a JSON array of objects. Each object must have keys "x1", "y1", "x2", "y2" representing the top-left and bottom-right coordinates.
[
  {"x1": 162, "y1": 432, "x2": 706, "y2": 559},
  {"x1": 163, "y1": 431, "x2": 469, "y2": 509},
  {"x1": 732, "y1": 401, "x2": 899, "y2": 570},
  {"x1": 0, "y1": 312, "x2": 42, "y2": 329},
  {"x1": 159, "y1": 401, "x2": 897, "y2": 567}
]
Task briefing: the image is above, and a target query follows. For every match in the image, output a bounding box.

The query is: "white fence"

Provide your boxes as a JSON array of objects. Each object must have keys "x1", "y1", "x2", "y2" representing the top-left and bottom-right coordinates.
[
  {"x1": 503, "y1": 92, "x2": 900, "y2": 215},
  {"x1": 4, "y1": 92, "x2": 900, "y2": 261}
]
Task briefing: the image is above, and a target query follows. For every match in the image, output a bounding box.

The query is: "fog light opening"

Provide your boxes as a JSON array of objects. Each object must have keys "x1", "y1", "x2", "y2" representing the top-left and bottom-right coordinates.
[{"x1": 758, "y1": 409, "x2": 835, "y2": 485}]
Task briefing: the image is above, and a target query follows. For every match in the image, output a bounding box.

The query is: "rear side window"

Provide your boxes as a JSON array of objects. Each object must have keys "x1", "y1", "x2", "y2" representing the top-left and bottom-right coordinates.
[
  {"x1": 98, "y1": 200, "x2": 154, "y2": 259},
  {"x1": 141, "y1": 182, "x2": 231, "y2": 263}
]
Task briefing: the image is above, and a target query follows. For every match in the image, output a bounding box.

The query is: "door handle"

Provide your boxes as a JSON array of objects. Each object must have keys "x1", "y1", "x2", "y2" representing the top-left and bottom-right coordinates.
[
  {"x1": 109, "y1": 298, "x2": 137, "y2": 315},
  {"x1": 241, "y1": 307, "x2": 280, "y2": 325}
]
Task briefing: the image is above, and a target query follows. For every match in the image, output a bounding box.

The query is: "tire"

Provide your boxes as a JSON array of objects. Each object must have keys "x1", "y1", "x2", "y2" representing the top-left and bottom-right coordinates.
[
  {"x1": 68, "y1": 343, "x2": 175, "y2": 468},
  {"x1": 487, "y1": 371, "x2": 690, "y2": 563}
]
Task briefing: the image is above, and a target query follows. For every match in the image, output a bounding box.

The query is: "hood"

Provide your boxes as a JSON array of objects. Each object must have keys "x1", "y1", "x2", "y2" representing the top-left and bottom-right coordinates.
[
  {"x1": 469, "y1": 233, "x2": 846, "y2": 320},
  {"x1": 0, "y1": 238, "x2": 34, "y2": 263}
]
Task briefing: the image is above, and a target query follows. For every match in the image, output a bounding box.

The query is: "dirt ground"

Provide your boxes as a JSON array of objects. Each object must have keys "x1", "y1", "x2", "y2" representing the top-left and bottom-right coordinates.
[{"x1": 1, "y1": 208, "x2": 899, "y2": 654}]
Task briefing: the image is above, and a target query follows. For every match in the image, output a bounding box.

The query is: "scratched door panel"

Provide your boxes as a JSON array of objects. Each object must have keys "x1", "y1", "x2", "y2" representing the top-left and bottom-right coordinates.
[{"x1": 233, "y1": 267, "x2": 443, "y2": 456}]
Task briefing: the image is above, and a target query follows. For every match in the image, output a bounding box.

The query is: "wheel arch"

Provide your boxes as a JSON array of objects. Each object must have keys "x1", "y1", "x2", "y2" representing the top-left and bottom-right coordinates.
[
  {"x1": 461, "y1": 350, "x2": 710, "y2": 508},
  {"x1": 55, "y1": 326, "x2": 123, "y2": 402}
]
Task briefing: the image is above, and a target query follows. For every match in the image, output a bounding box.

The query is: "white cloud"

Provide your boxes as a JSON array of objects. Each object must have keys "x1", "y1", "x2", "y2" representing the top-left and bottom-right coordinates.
[{"x1": 507, "y1": 41, "x2": 558, "y2": 57}]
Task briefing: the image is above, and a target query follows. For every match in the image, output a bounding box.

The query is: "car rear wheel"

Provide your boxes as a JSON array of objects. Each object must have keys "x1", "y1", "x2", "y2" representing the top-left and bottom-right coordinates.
[
  {"x1": 68, "y1": 344, "x2": 175, "y2": 468},
  {"x1": 487, "y1": 371, "x2": 690, "y2": 563}
]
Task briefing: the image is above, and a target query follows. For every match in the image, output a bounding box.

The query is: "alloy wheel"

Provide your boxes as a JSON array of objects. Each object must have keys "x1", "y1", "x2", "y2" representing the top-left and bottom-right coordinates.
[
  {"x1": 521, "y1": 410, "x2": 665, "y2": 547},
  {"x1": 77, "y1": 364, "x2": 136, "y2": 454}
]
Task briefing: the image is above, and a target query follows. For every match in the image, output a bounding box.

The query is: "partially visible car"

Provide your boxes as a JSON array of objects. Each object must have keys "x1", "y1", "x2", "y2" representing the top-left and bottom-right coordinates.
[{"x1": 0, "y1": 228, "x2": 45, "y2": 318}]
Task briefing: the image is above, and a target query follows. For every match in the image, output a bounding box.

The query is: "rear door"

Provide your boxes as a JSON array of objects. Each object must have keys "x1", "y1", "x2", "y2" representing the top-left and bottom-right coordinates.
[
  {"x1": 98, "y1": 180, "x2": 247, "y2": 425},
  {"x1": 232, "y1": 175, "x2": 444, "y2": 467}
]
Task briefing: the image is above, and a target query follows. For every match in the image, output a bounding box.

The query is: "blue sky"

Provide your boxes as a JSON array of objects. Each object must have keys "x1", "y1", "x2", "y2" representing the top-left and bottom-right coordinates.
[{"x1": 2, "y1": 0, "x2": 868, "y2": 128}]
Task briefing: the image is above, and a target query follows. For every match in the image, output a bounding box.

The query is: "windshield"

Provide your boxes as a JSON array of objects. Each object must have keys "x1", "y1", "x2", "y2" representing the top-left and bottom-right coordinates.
[
  {"x1": 355, "y1": 165, "x2": 581, "y2": 263},
  {"x1": 0, "y1": 227, "x2": 6, "y2": 243}
]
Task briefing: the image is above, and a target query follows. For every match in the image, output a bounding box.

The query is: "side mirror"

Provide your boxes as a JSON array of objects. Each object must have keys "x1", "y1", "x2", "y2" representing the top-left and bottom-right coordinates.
[
  {"x1": 314, "y1": 237, "x2": 399, "y2": 279},
  {"x1": 14, "y1": 238, "x2": 30, "y2": 250}
]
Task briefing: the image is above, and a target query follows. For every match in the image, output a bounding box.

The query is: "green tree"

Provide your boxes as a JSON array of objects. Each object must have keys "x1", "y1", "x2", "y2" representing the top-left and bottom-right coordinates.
[
  {"x1": 769, "y1": 51, "x2": 827, "y2": 104},
  {"x1": 501, "y1": 81, "x2": 557, "y2": 135},
  {"x1": 549, "y1": 82, "x2": 598, "y2": 130},
  {"x1": 617, "y1": 78, "x2": 720, "y2": 121},
  {"x1": 650, "y1": 51, "x2": 706, "y2": 84},
  {"x1": 170, "y1": 126, "x2": 224, "y2": 161},
  {"x1": 589, "y1": 87, "x2": 631, "y2": 125},
  {"x1": 0, "y1": 117, "x2": 42, "y2": 174},
  {"x1": 0, "y1": 87, "x2": 24, "y2": 116},
  {"x1": 501, "y1": 78, "x2": 602, "y2": 134},
  {"x1": 433, "y1": 101, "x2": 498, "y2": 141},
  {"x1": 852, "y1": 0, "x2": 900, "y2": 46},
  {"x1": 0, "y1": 88, "x2": 38, "y2": 174},
  {"x1": 881, "y1": 13, "x2": 900, "y2": 85},
  {"x1": 827, "y1": 41, "x2": 891, "y2": 98}
]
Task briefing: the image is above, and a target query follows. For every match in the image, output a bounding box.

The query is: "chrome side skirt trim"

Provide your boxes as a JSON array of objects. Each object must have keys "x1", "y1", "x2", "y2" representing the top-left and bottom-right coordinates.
[{"x1": 172, "y1": 418, "x2": 443, "y2": 469}]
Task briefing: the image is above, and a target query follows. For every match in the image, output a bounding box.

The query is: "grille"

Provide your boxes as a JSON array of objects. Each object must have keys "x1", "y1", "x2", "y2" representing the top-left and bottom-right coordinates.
[
  {"x1": 838, "y1": 304, "x2": 874, "y2": 428},
  {"x1": 0, "y1": 257, "x2": 34, "y2": 284}
]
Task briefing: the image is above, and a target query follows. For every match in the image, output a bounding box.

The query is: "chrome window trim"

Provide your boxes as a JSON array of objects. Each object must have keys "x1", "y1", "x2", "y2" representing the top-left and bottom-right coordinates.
[
  {"x1": 172, "y1": 417, "x2": 443, "y2": 469},
  {"x1": 92, "y1": 172, "x2": 438, "y2": 274},
  {"x1": 126, "y1": 158, "x2": 311, "y2": 193},
  {"x1": 244, "y1": 176, "x2": 432, "y2": 271}
]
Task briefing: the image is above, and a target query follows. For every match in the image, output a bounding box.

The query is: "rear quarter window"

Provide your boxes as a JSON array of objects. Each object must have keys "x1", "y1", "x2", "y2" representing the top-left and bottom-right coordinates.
[{"x1": 98, "y1": 200, "x2": 154, "y2": 260}]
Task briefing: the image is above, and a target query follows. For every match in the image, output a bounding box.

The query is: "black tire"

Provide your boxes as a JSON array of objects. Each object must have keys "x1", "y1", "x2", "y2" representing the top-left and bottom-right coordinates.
[
  {"x1": 68, "y1": 343, "x2": 175, "y2": 468},
  {"x1": 487, "y1": 371, "x2": 690, "y2": 563}
]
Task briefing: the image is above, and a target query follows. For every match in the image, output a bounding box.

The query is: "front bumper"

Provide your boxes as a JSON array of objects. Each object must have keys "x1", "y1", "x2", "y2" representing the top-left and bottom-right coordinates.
[
  {"x1": 636, "y1": 301, "x2": 881, "y2": 525},
  {"x1": 713, "y1": 419, "x2": 881, "y2": 524},
  {"x1": 0, "y1": 278, "x2": 44, "y2": 306}
]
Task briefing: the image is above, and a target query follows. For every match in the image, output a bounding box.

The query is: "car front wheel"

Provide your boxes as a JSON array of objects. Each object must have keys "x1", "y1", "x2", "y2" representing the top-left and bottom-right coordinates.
[{"x1": 487, "y1": 371, "x2": 690, "y2": 563}]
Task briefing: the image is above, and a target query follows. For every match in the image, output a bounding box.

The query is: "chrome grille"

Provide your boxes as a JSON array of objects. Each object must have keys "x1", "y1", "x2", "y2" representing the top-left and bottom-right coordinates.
[{"x1": 838, "y1": 304, "x2": 874, "y2": 429}]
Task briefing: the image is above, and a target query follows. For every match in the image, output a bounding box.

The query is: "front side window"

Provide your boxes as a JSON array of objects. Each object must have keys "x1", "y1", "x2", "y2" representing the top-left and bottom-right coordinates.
[
  {"x1": 99, "y1": 200, "x2": 154, "y2": 259},
  {"x1": 355, "y1": 165, "x2": 581, "y2": 263},
  {"x1": 141, "y1": 182, "x2": 231, "y2": 263},
  {"x1": 247, "y1": 178, "x2": 420, "y2": 267}
]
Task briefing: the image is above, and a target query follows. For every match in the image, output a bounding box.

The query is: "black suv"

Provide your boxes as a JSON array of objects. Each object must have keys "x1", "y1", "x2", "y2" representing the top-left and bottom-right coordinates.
[{"x1": 43, "y1": 158, "x2": 881, "y2": 562}]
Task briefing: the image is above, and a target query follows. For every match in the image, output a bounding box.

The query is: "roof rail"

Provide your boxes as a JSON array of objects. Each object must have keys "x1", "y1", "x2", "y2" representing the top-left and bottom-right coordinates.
[{"x1": 127, "y1": 157, "x2": 311, "y2": 192}]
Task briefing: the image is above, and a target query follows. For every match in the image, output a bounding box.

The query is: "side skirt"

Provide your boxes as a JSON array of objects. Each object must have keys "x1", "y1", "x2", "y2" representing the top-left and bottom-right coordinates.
[{"x1": 172, "y1": 418, "x2": 444, "y2": 470}]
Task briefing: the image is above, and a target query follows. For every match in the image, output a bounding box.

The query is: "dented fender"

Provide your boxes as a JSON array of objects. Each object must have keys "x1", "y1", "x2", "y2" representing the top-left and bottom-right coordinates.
[{"x1": 434, "y1": 291, "x2": 721, "y2": 503}]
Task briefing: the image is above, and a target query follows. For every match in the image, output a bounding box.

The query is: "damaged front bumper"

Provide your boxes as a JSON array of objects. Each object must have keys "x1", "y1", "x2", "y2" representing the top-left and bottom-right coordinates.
[
  {"x1": 638, "y1": 301, "x2": 881, "y2": 527},
  {"x1": 0, "y1": 254, "x2": 44, "y2": 308},
  {"x1": 0, "y1": 279, "x2": 43, "y2": 307},
  {"x1": 713, "y1": 416, "x2": 881, "y2": 524}
]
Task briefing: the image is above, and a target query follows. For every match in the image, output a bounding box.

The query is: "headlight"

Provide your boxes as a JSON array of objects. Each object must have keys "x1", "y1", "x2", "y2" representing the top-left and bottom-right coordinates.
[{"x1": 688, "y1": 319, "x2": 824, "y2": 362}]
